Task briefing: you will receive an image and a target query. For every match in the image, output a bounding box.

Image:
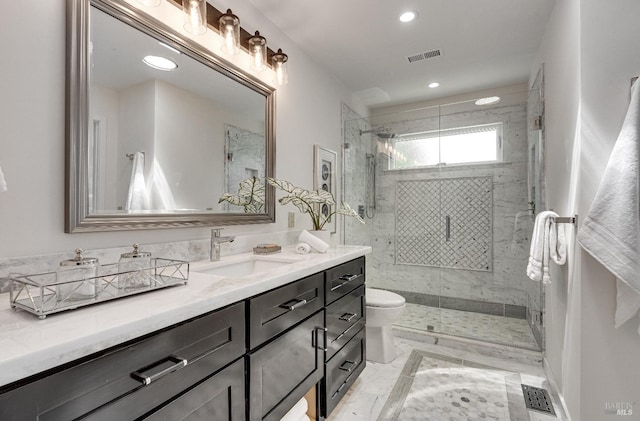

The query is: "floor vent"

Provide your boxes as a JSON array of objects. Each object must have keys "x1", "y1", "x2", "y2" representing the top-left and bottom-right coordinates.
[
  {"x1": 521, "y1": 384, "x2": 556, "y2": 416},
  {"x1": 406, "y1": 48, "x2": 442, "y2": 63}
]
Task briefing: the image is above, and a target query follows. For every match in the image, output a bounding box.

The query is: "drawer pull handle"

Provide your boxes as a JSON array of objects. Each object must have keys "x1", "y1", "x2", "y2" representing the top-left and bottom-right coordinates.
[
  {"x1": 313, "y1": 326, "x2": 328, "y2": 351},
  {"x1": 131, "y1": 355, "x2": 187, "y2": 386},
  {"x1": 339, "y1": 360, "x2": 356, "y2": 372},
  {"x1": 330, "y1": 274, "x2": 362, "y2": 291},
  {"x1": 339, "y1": 312, "x2": 357, "y2": 322},
  {"x1": 279, "y1": 298, "x2": 308, "y2": 311},
  {"x1": 332, "y1": 321, "x2": 361, "y2": 343}
]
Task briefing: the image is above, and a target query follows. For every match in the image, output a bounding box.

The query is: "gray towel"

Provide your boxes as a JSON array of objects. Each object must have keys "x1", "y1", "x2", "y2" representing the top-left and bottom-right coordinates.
[{"x1": 578, "y1": 81, "x2": 640, "y2": 329}]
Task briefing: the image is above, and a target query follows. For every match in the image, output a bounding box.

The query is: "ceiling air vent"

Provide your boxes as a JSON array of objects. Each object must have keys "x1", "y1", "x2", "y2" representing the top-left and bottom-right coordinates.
[{"x1": 407, "y1": 48, "x2": 442, "y2": 64}]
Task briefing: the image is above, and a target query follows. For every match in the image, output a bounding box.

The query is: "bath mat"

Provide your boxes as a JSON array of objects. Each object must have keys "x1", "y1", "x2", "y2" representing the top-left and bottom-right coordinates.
[{"x1": 377, "y1": 350, "x2": 530, "y2": 421}]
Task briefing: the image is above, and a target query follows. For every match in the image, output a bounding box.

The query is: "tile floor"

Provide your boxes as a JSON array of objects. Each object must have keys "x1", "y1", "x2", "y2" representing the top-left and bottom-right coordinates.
[
  {"x1": 397, "y1": 303, "x2": 540, "y2": 351},
  {"x1": 327, "y1": 336, "x2": 565, "y2": 421}
]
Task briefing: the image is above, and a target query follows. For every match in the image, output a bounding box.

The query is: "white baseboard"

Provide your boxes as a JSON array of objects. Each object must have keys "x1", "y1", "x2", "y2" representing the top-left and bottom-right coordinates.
[{"x1": 543, "y1": 357, "x2": 572, "y2": 421}]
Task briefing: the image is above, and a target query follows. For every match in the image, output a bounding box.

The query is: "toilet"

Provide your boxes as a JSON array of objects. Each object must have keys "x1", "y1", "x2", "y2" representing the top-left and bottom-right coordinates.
[{"x1": 365, "y1": 288, "x2": 406, "y2": 364}]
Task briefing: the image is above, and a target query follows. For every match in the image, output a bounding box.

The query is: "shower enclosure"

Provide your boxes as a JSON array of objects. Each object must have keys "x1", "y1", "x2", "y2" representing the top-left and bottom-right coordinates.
[{"x1": 342, "y1": 87, "x2": 545, "y2": 351}]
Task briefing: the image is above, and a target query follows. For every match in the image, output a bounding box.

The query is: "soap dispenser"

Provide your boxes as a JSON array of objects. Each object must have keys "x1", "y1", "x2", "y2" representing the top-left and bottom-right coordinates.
[
  {"x1": 118, "y1": 244, "x2": 152, "y2": 291},
  {"x1": 56, "y1": 248, "x2": 99, "y2": 302}
]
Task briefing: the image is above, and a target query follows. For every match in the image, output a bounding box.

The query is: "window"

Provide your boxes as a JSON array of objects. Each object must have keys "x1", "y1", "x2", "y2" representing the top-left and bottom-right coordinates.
[{"x1": 388, "y1": 122, "x2": 503, "y2": 169}]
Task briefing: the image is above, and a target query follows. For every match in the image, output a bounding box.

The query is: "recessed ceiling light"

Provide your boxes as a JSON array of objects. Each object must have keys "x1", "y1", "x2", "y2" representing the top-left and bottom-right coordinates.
[
  {"x1": 143, "y1": 55, "x2": 178, "y2": 71},
  {"x1": 475, "y1": 96, "x2": 501, "y2": 106},
  {"x1": 159, "y1": 42, "x2": 181, "y2": 55},
  {"x1": 428, "y1": 82, "x2": 440, "y2": 88},
  {"x1": 399, "y1": 11, "x2": 417, "y2": 23}
]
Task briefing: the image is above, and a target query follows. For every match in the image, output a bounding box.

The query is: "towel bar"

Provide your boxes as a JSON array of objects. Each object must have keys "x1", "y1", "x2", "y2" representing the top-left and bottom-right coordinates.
[{"x1": 556, "y1": 215, "x2": 578, "y2": 227}]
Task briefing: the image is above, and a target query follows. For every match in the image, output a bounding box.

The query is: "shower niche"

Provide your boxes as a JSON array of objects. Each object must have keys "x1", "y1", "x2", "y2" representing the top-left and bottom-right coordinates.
[{"x1": 342, "y1": 87, "x2": 543, "y2": 351}]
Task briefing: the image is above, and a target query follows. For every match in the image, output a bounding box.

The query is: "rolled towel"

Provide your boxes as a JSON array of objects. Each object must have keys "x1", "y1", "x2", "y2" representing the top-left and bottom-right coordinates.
[
  {"x1": 296, "y1": 243, "x2": 311, "y2": 254},
  {"x1": 299, "y1": 230, "x2": 330, "y2": 253},
  {"x1": 280, "y1": 397, "x2": 308, "y2": 421}
]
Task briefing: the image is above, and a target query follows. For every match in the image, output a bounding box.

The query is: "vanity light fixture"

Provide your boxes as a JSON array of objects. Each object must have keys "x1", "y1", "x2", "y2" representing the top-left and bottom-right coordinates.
[
  {"x1": 143, "y1": 55, "x2": 178, "y2": 71},
  {"x1": 272, "y1": 48, "x2": 289, "y2": 85},
  {"x1": 475, "y1": 96, "x2": 501, "y2": 106},
  {"x1": 399, "y1": 11, "x2": 418, "y2": 23},
  {"x1": 136, "y1": 0, "x2": 160, "y2": 7},
  {"x1": 428, "y1": 82, "x2": 440, "y2": 88},
  {"x1": 248, "y1": 31, "x2": 267, "y2": 72},
  {"x1": 183, "y1": 0, "x2": 207, "y2": 35},
  {"x1": 219, "y1": 9, "x2": 240, "y2": 55}
]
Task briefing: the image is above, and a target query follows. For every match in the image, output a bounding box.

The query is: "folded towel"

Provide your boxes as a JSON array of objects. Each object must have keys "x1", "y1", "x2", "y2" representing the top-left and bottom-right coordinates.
[
  {"x1": 125, "y1": 152, "x2": 148, "y2": 211},
  {"x1": 577, "y1": 81, "x2": 640, "y2": 329},
  {"x1": 0, "y1": 161, "x2": 7, "y2": 192},
  {"x1": 280, "y1": 397, "x2": 308, "y2": 421},
  {"x1": 526, "y1": 211, "x2": 566, "y2": 284},
  {"x1": 295, "y1": 243, "x2": 311, "y2": 254},
  {"x1": 297, "y1": 415, "x2": 310, "y2": 421},
  {"x1": 299, "y1": 230, "x2": 330, "y2": 253}
]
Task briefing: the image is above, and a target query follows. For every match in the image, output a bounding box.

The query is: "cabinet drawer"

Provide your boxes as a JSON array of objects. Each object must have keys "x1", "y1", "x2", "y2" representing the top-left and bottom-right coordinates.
[
  {"x1": 248, "y1": 273, "x2": 324, "y2": 350},
  {"x1": 144, "y1": 358, "x2": 245, "y2": 421},
  {"x1": 0, "y1": 302, "x2": 245, "y2": 421},
  {"x1": 325, "y1": 285, "x2": 366, "y2": 360},
  {"x1": 325, "y1": 257, "x2": 365, "y2": 305},
  {"x1": 323, "y1": 328, "x2": 366, "y2": 417},
  {"x1": 249, "y1": 311, "x2": 324, "y2": 421}
]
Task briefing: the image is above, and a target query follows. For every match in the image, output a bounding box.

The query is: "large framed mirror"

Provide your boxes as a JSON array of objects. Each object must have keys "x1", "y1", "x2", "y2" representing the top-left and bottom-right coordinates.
[{"x1": 66, "y1": 0, "x2": 276, "y2": 232}]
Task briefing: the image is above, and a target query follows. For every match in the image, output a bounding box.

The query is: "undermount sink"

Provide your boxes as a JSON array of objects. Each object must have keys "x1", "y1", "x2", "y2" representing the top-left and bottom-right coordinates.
[{"x1": 192, "y1": 255, "x2": 303, "y2": 278}]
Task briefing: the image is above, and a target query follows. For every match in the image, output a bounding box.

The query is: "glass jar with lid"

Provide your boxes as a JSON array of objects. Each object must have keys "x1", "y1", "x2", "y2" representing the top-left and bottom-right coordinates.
[
  {"x1": 56, "y1": 248, "x2": 99, "y2": 303},
  {"x1": 118, "y1": 244, "x2": 153, "y2": 291}
]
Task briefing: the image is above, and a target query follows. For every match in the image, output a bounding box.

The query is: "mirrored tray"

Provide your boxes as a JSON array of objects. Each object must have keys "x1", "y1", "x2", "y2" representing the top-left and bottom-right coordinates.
[{"x1": 9, "y1": 258, "x2": 189, "y2": 319}]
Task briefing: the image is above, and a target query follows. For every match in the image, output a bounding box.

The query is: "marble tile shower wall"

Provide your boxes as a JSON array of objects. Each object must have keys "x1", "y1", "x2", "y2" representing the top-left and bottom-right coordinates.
[
  {"x1": 0, "y1": 231, "x2": 300, "y2": 294},
  {"x1": 366, "y1": 103, "x2": 534, "y2": 308}
]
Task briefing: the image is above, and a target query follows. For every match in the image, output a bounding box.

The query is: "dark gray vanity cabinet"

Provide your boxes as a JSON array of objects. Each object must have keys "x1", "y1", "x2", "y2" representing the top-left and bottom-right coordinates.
[
  {"x1": 0, "y1": 302, "x2": 246, "y2": 421},
  {"x1": 0, "y1": 256, "x2": 368, "y2": 421},
  {"x1": 322, "y1": 257, "x2": 367, "y2": 417},
  {"x1": 247, "y1": 272, "x2": 325, "y2": 421}
]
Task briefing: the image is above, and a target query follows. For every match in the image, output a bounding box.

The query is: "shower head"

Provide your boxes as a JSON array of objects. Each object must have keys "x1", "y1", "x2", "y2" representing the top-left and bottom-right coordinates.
[{"x1": 359, "y1": 128, "x2": 397, "y2": 139}]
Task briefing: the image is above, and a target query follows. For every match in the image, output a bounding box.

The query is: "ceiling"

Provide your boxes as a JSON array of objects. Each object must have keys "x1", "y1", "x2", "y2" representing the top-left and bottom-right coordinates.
[{"x1": 247, "y1": 0, "x2": 556, "y2": 108}]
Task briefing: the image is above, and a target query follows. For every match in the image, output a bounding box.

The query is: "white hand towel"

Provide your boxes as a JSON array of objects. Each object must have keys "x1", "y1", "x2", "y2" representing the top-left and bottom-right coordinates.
[
  {"x1": 297, "y1": 415, "x2": 310, "y2": 421},
  {"x1": 280, "y1": 397, "x2": 308, "y2": 421},
  {"x1": 527, "y1": 211, "x2": 566, "y2": 284},
  {"x1": 299, "y1": 230, "x2": 330, "y2": 253},
  {"x1": 296, "y1": 243, "x2": 311, "y2": 254},
  {"x1": 0, "y1": 161, "x2": 7, "y2": 192},
  {"x1": 125, "y1": 152, "x2": 148, "y2": 211},
  {"x1": 578, "y1": 81, "x2": 640, "y2": 329}
]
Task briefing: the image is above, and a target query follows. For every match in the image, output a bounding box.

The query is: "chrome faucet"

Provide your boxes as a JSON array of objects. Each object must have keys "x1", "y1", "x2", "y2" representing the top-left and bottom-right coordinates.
[{"x1": 210, "y1": 228, "x2": 235, "y2": 261}]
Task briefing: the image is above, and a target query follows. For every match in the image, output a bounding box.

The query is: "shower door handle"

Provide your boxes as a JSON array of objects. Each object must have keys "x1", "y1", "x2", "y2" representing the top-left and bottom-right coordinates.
[{"x1": 445, "y1": 216, "x2": 451, "y2": 242}]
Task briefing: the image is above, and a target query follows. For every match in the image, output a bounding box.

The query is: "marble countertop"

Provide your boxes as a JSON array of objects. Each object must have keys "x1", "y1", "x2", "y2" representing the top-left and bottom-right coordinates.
[{"x1": 0, "y1": 245, "x2": 370, "y2": 388}]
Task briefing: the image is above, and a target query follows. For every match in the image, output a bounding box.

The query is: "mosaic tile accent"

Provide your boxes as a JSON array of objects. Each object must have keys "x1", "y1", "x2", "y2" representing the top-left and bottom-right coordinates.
[
  {"x1": 395, "y1": 177, "x2": 493, "y2": 271},
  {"x1": 377, "y1": 349, "x2": 530, "y2": 421},
  {"x1": 397, "y1": 303, "x2": 539, "y2": 350}
]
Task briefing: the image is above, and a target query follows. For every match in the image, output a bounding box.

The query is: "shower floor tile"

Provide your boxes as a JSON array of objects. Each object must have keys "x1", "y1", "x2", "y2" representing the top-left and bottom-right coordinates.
[{"x1": 396, "y1": 303, "x2": 539, "y2": 350}]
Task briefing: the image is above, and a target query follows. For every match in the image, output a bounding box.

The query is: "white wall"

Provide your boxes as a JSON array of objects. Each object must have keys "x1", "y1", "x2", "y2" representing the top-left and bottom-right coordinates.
[
  {"x1": 529, "y1": 0, "x2": 582, "y2": 417},
  {"x1": 533, "y1": 0, "x2": 640, "y2": 419},
  {"x1": 579, "y1": 0, "x2": 640, "y2": 418},
  {"x1": 0, "y1": 0, "x2": 363, "y2": 258}
]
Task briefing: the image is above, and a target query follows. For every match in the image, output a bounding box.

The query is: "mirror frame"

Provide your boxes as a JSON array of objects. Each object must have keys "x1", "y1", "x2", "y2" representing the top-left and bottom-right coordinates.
[{"x1": 65, "y1": 0, "x2": 276, "y2": 232}]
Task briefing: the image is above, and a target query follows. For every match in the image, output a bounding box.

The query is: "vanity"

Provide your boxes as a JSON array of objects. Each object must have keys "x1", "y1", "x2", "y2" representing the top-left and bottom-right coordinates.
[{"x1": 0, "y1": 246, "x2": 369, "y2": 420}]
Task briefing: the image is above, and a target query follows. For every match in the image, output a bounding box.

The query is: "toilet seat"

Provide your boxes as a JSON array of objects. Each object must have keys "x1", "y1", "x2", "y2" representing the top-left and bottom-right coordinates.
[{"x1": 366, "y1": 288, "x2": 405, "y2": 308}]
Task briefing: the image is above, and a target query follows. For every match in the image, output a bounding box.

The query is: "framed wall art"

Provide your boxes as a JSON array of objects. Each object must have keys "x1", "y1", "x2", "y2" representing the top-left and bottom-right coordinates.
[{"x1": 313, "y1": 145, "x2": 338, "y2": 233}]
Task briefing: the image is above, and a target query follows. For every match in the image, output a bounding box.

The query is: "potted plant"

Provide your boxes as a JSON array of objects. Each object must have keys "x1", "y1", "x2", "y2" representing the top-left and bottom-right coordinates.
[
  {"x1": 218, "y1": 176, "x2": 265, "y2": 213},
  {"x1": 266, "y1": 177, "x2": 364, "y2": 240}
]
